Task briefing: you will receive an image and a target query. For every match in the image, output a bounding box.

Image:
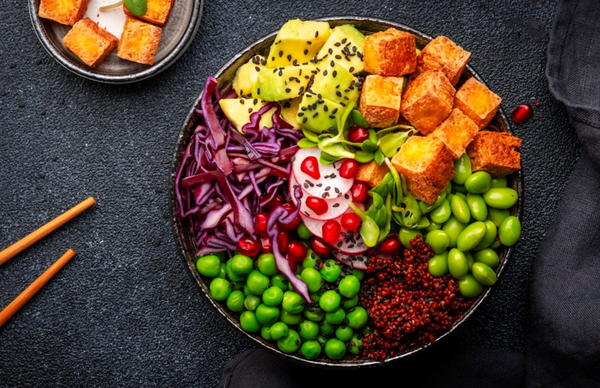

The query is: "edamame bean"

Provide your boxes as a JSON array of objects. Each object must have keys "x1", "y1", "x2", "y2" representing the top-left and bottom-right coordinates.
[
  {"x1": 282, "y1": 291, "x2": 306, "y2": 314},
  {"x1": 209, "y1": 278, "x2": 231, "y2": 301},
  {"x1": 472, "y1": 262, "x2": 497, "y2": 286},
  {"x1": 230, "y1": 254, "x2": 253, "y2": 276},
  {"x1": 325, "y1": 338, "x2": 346, "y2": 359},
  {"x1": 448, "y1": 248, "x2": 469, "y2": 279},
  {"x1": 262, "y1": 286, "x2": 284, "y2": 306},
  {"x1": 399, "y1": 228, "x2": 424, "y2": 249},
  {"x1": 346, "y1": 306, "x2": 368, "y2": 329},
  {"x1": 430, "y1": 199, "x2": 451, "y2": 224},
  {"x1": 474, "y1": 249, "x2": 500, "y2": 269},
  {"x1": 301, "y1": 340, "x2": 322, "y2": 360},
  {"x1": 335, "y1": 325, "x2": 354, "y2": 342},
  {"x1": 466, "y1": 193, "x2": 488, "y2": 221},
  {"x1": 459, "y1": 274, "x2": 484, "y2": 298},
  {"x1": 240, "y1": 311, "x2": 260, "y2": 332},
  {"x1": 425, "y1": 230, "x2": 450, "y2": 254},
  {"x1": 247, "y1": 270, "x2": 270, "y2": 295},
  {"x1": 491, "y1": 177, "x2": 507, "y2": 188},
  {"x1": 453, "y1": 184, "x2": 467, "y2": 193},
  {"x1": 499, "y1": 216, "x2": 521, "y2": 246},
  {"x1": 473, "y1": 220, "x2": 498, "y2": 250},
  {"x1": 196, "y1": 255, "x2": 221, "y2": 277},
  {"x1": 442, "y1": 216, "x2": 468, "y2": 247},
  {"x1": 425, "y1": 220, "x2": 443, "y2": 232},
  {"x1": 270, "y1": 322, "x2": 289, "y2": 341},
  {"x1": 301, "y1": 268, "x2": 324, "y2": 293},
  {"x1": 450, "y1": 195, "x2": 471, "y2": 223},
  {"x1": 319, "y1": 290, "x2": 341, "y2": 312},
  {"x1": 325, "y1": 308, "x2": 346, "y2": 325},
  {"x1": 226, "y1": 290, "x2": 245, "y2": 312},
  {"x1": 456, "y1": 221, "x2": 486, "y2": 252},
  {"x1": 338, "y1": 275, "x2": 360, "y2": 298},
  {"x1": 465, "y1": 171, "x2": 492, "y2": 194},
  {"x1": 489, "y1": 207, "x2": 510, "y2": 228},
  {"x1": 277, "y1": 329, "x2": 301, "y2": 354},
  {"x1": 453, "y1": 154, "x2": 472, "y2": 185},
  {"x1": 465, "y1": 251, "x2": 474, "y2": 271},
  {"x1": 419, "y1": 192, "x2": 446, "y2": 214},
  {"x1": 257, "y1": 253, "x2": 279, "y2": 276},
  {"x1": 297, "y1": 222, "x2": 313, "y2": 240},
  {"x1": 244, "y1": 295, "x2": 261, "y2": 311},
  {"x1": 454, "y1": 192, "x2": 466, "y2": 201},
  {"x1": 428, "y1": 251, "x2": 448, "y2": 277},
  {"x1": 490, "y1": 240, "x2": 502, "y2": 249},
  {"x1": 280, "y1": 310, "x2": 302, "y2": 325},
  {"x1": 299, "y1": 320, "x2": 319, "y2": 340},
  {"x1": 483, "y1": 188, "x2": 519, "y2": 209}
]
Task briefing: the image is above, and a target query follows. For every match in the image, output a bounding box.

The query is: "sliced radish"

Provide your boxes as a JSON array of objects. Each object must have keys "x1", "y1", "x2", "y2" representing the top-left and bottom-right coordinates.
[
  {"x1": 300, "y1": 204, "x2": 364, "y2": 239},
  {"x1": 332, "y1": 250, "x2": 370, "y2": 270},
  {"x1": 292, "y1": 147, "x2": 354, "y2": 199},
  {"x1": 290, "y1": 174, "x2": 350, "y2": 220},
  {"x1": 331, "y1": 229, "x2": 369, "y2": 255}
]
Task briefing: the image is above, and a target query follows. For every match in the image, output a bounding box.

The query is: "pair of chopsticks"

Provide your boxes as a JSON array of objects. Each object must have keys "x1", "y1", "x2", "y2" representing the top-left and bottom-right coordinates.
[{"x1": 0, "y1": 197, "x2": 96, "y2": 328}]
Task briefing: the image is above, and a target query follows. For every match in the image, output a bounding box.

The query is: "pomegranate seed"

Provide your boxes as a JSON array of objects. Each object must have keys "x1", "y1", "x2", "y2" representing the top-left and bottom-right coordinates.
[
  {"x1": 322, "y1": 220, "x2": 342, "y2": 244},
  {"x1": 287, "y1": 240, "x2": 308, "y2": 262},
  {"x1": 377, "y1": 234, "x2": 401, "y2": 255},
  {"x1": 254, "y1": 212, "x2": 268, "y2": 236},
  {"x1": 301, "y1": 156, "x2": 320, "y2": 180},
  {"x1": 287, "y1": 254, "x2": 298, "y2": 273},
  {"x1": 237, "y1": 236, "x2": 260, "y2": 257},
  {"x1": 277, "y1": 230, "x2": 289, "y2": 253},
  {"x1": 310, "y1": 236, "x2": 331, "y2": 257},
  {"x1": 341, "y1": 213, "x2": 361, "y2": 231},
  {"x1": 511, "y1": 103, "x2": 533, "y2": 124},
  {"x1": 306, "y1": 196, "x2": 329, "y2": 215},
  {"x1": 266, "y1": 194, "x2": 285, "y2": 211},
  {"x1": 259, "y1": 236, "x2": 272, "y2": 253},
  {"x1": 347, "y1": 126, "x2": 369, "y2": 143},
  {"x1": 351, "y1": 182, "x2": 369, "y2": 203},
  {"x1": 279, "y1": 203, "x2": 300, "y2": 230},
  {"x1": 339, "y1": 159, "x2": 359, "y2": 179}
]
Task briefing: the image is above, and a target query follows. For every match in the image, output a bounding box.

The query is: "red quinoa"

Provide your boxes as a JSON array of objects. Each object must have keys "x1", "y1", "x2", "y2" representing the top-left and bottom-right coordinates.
[{"x1": 359, "y1": 236, "x2": 474, "y2": 361}]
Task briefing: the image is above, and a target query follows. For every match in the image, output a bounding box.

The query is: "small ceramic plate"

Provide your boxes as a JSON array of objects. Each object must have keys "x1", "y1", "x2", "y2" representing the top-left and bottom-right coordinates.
[{"x1": 28, "y1": 0, "x2": 203, "y2": 83}]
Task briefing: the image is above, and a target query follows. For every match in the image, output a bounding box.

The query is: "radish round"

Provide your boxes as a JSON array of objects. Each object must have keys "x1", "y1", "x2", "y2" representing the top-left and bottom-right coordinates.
[
  {"x1": 330, "y1": 229, "x2": 369, "y2": 255},
  {"x1": 292, "y1": 147, "x2": 354, "y2": 199}
]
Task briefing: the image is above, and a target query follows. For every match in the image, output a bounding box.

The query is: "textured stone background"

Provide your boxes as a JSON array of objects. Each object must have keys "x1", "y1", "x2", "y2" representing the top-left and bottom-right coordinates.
[{"x1": 0, "y1": 0, "x2": 580, "y2": 386}]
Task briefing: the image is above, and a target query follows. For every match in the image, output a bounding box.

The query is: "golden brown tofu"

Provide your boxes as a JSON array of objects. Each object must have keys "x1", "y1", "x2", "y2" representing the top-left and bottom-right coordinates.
[
  {"x1": 391, "y1": 136, "x2": 455, "y2": 204},
  {"x1": 467, "y1": 131, "x2": 522, "y2": 177},
  {"x1": 39, "y1": 0, "x2": 89, "y2": 26},
  {"x1": 400, "y1": 70, "x2": 455, "y2": 135},
  {"x1": 427, "y1": 108, "x2": 479, "y2": 159},
  {"x1": 363, "y1": 29, "x2": 417, "y2": 76},
  {"x1": 117, "y1": 18, "x2": 162, "y2": 66},
  {"x1": 359, "y1": 75, "x2": 404, "y2": 128},
  {"x1": 123, "y1": 0, "x2": 175, "y2": 27},
  {"x1": 355, "y1": 160, "x2": 390, "y2": 188},
  {"x1": 454, "y1": 77, "x2": 502, "y2": 129},
  {"x1": 417, "y1": 36, "x2": 471, "y2": 86},
  {"x1": 63, "y1": 18, "x2": 118, "y2": 68}
]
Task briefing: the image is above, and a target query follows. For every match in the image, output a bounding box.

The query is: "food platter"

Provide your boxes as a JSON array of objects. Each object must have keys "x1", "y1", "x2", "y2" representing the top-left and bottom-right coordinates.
[
  {"x1": 171, "y1": 16, "x2": 523, "y2": 367},
  {"x1": 28, "y1": 0, "x2": 203, "y2": 83}
]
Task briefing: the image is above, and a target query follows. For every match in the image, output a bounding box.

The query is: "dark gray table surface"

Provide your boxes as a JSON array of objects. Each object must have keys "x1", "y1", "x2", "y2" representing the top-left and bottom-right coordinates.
[{"x1": 0, "y1": 0, "x2": 580, "y2": 386}]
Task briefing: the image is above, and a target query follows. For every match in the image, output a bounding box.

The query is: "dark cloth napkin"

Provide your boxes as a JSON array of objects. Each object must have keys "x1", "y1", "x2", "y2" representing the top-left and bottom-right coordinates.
[{"x1": 220, "y1": 1, "x2": 600, "y2": 386}]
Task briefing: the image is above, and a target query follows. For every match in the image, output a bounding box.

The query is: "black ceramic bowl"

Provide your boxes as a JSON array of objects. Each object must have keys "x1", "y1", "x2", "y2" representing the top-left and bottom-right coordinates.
[
  {"x1": 28, "y1": 0, "x2": 203, "y2": 83},
  {"x1": 171, "y1": 17, "x2": 523, "y2": 368}
]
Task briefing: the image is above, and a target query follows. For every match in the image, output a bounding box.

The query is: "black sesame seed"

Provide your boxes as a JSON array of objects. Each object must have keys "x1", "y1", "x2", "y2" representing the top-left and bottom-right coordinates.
[
  {"x1": 285, "y1": 88, "x2": 291, "y2": 93},
  {"x1": 315, "y1": 31, "x2": 319, "y2": 37},
  {"x1": 333, "y1": 71, "x2": 337, "y2": 78},
  {"x1": 303, "y1": 117, "x2": 308, "y2": 123},
  {"x1": 349, "y1": 67, "x2": 355, "y2": 73},
  {"x1": 279, "y1": 50, "x2": 283, "y2": 57},
  {"x1": 328, "y1": 48, "x2": 333, "y2": 54},
  {"x1": 304, "y1": 49, "x2": 308, "y2": 55},
  {"x1": 298, "y1": 112, "x2": 304, "y2": 117},
  {"x1": 335, "y1": 55, "x2": 342, "y2": 60},
  {"x1": 334, "y1": 42, "x2": 341, "y2": 47},
  {"x1": 255, "y1": 66, "x2": 260, "y2": 72},
  {"x1": 299, "y1": 86, "x2": 305, "y2": 94},
  {"x1": 336, "y1": 91, "x2": 342, "y2": 97},
  {"x1": 287, "y1": 54, "x2": 292, "y2": 61},
  {"x1": 240, "y1": 99, "x2": 245, "y2": 104},
  {"x1": 313, "y1": 112, "x2": 319, "y2": 118},
  {"x1": 323, "y1": 70, "x2": 328, "y2": 76},
  {"x1": 307, "y1": 41, "x2": 312, "y2": 44}
]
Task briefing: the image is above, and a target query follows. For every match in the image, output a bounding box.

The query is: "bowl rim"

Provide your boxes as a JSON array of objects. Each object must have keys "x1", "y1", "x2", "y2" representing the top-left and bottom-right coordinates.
[
  {"x1": 27, "y1": 0, "x2": 204, "y2": 84},
  {"x1": 169, "y1": 16, "x2": 523, "y2": 368}
]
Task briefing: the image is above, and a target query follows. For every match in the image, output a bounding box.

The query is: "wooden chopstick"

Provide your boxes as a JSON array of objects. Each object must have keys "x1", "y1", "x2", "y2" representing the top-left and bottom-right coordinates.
[
  {"x1": 0, "y1": 249, "x2": 76, "y2": 329},
  {"x1": 0, "y1": 197, "x2": 95, "y2": 267}
]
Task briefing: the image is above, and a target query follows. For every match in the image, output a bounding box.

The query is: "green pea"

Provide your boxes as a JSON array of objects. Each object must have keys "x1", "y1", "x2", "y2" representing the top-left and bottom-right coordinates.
[
  {"x1": 299, "y1": 320, "x2": 320, "y2": 340},
  {"x1": 428, "y1": 251, "x2": 448, "y2": 277},
  {"x1": 466, "y1": 193, "x2": 488, "y2": 221},
  {"x1": 243, "y1": 284, "x2": 252, "y2": 296},
  {"x1": 320, "y1": 320, "x2": 336, "y2": 336},
  {"x1": 277, "y1": 329, "x2": 301, "y2": 354},
  {"x1": 459, "y1": 274, "x2": 484, "y2": 298},
  {"x1": 280, "y1": 310, "x2": 302, "y2": 325},
  {"x1": 325, "y1": 338, "x2": 346, "y2": 359},
  {"x1": 256, "y1": 253, "x2": 278, "y2": 276},
  {"x1": 282, "y1": 291, "x2": 306, "y2": 314},
  {"x1": 244, "y1": 295, "x2": 261, "y2": 311},
  {"x1": 474, "y1": 249, "x2": 500, "y2": 269},
  {"x1": 226, "y1": 290, "x2": 245, "y2": 312},
  {"x1": 450, "y1": 195, "x2": 471, "y2": 224},
  {"x1": 491, "y1": 177, "x2": 507, "y2": 188},
  {"x1": 448, "y1": 248, "x2": 469, "y2": 279},
  {"x1": 304, "y1": 306, "x2": 325, "y2": 322},
  {"x1": 260, "y1": 325, "x2": 272, "y2": 340},
  {"x1": 499, "y1": 216, "x2": 521, "y2": 246},
  {"x1": 325, "y1": 308, "x2": 346, "y2": 325},
  {"x1": 301, "y1": 268, "x2": 324, "y2": 293},
  {"x1": 336, "y1": 325, "x2": 354, "y2": 341},
  {"x1": 247, "y1": 270, "x2": 270, "y2": 295},
  {"x1": 430, "y1": 199, "x2": 451, "y2": 224},
  {"x1": 342, "y1": 295, "x2": 359, "y2": 309},
  {"x1": 472, "y1": 262, "x2": 497, "y2": 286},
  {"x1": 303, "y1": 250, "x2": 319, "y2": 270},
  {"x1": 319, "y1": 290, "x2": 341, "y2": 313},
  {"x1": 483, "y1": 188, "x2": 519, "y2": 209},
  {"x1": 226, "y1": 260, "x2": 246, "y2": 282},
  {"x1": 240, "y1": 311, "x2": 260, "y2": 332},
  {"x1": 320, "y1": 259, "x2": 342, "y2": 283},
  {"x1": 456, "y1": 221, "x2": 486, "y2": 252},
  {"x1": 399, "y1": 228, "x2": 424, "y2": 249},
  {"x1": 214, "y1": 251, "x2": 228, "y2": 263},
  {"x1": 317, "y1": 335, "x2": 328, "y2": 347},
  {"x1": 473, "y1": 220, "x2": 498, "y2": 250},
  {"x1": 269, "y1": 322, "x2": 289, "y2": 341},
  {"x1": 301, "y1": 340, "x2": 322, "y2": 360},
  {"x1": 196, "y1": 255, "x2": 221, "y2": 277},
  {"x1": 338, "y1": 275, "x2": 360, "y2": 298},
  {"x1": 346, "y1": 306, "x2": 368, "y2": 329},
  {"x1": 453, "y1": 184, "x2": 467, "y2": 193},
  {"x1": 442, "y1": 216, "x2": 468, "y2": 248},
  {"x1": 349, "y1": 334, "x2": 363, "y2": 355},
  {"x1": 271, "y1": 273, "x2": 290, "y2": 291},
  {"x1": 297, "y1": 222, "x2": 313, "y2": 240},
  {"x1": 453, "y1": 153, "x2": 472, "y2": 185},
  {"x1": 216, "y1": 263, "x2": 227, "y2": 279},
  {"x1": 352, "y1": 269, "x2": 365, "y2": 281},
  {"x1": 209, "y1": 278, "x2": 231, "y2": 301},
  {"x1": 309, "y1": 293, "x2": 320, "y2": 303},
  {"x1": 465, "y1": 251, "x2": 474, "y2": 271},
  {"x1": 262, "y1": 286, "x2": 284, "y2": 307},
  {"x1": 465, "y1": 171, "x2": 492, "y2": 194},
  {"x1": 425, "y1": 230, "x2": 450, "y2": 254},
  {"x1": 230, "y1": 254, "x2": 253, "y2": 276},
  {"x1": 425, "y1": 220, "x2": 443, "y2": 232}
]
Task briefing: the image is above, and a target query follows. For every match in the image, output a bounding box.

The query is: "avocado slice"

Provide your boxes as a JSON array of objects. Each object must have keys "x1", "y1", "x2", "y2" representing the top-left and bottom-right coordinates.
[
  {"x1": 309, "y1": 62, "x2": 360, "y2": 105},
  {"x1": 232, "y1": 55, "x2": 266, "y2": 98},
  {"x1": 316, "y1": 25, "x2": 365, "y2": 74},
  {"x1": 266, "y1": 20, "x2": 331, "y2": 68},
  {"x1": 296, "y1": 92, "x2": 344, "y2": 133},
  {"x1": 252, "y1": 65, "x2": 317, "y2": 102},
  {"x1": 219, "y1": 98, "x2": 277, "y2": 133}
]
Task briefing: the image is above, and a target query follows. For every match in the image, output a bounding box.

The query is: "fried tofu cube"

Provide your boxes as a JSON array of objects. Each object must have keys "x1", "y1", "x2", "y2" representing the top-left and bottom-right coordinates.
[
  {"x1": 467, "y1": 131, "x2": 522, "y2": 177},
  {"x1": 39, "y1": 0, "x2": 89, "y2": 26},
  {"x1": 400, "y1": 70, "x2": 455, "y2": 135},
  {"x1": 117, "y1": 18, "x2": 162, "y2": 65},
  {"x1": 123, "y1": 0, "x2": 175, "y2": 26},
  {"x1": 454, "y1": 77, "x2": 502, "y2": 129},
  {"x1": 417, "y1": 36, "x2": 471, "y2": 86},
  {"x1": 62, "y1": 18, "x2": 118, "y2": 68},
  {"x1": 355, "y1": 160, "x2": 390, "y2": 188},
  {"x1": 391, "y1": 136, "x2": 455, "y2": 204},
  {"x1": 427, "y1": 108, "x2": 479, "y2": 159},
  {"x1": 359, "y1": 75, "x2": 404, "y2": 128},
  {"x1": 364, "y1": 29, "x2": 417, "y2": 76}
]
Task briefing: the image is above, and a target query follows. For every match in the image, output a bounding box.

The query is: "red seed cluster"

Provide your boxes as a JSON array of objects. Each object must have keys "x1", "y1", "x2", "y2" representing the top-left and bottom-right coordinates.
[{"x1": 359, "y1": 236, "x2": 473, "y2": 361}]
